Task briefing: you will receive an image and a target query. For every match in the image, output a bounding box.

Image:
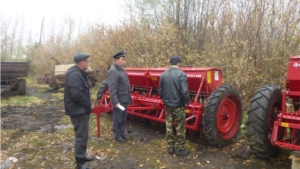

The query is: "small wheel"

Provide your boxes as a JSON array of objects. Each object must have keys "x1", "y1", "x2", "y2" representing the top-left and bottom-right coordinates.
[
  {"x1": 48, "y1": 73, "x2": 55, "y2": 87},
  {"x1": 37, "y1": 77, "x2": 45, "y2": 84},
  {"x1": 246, "y1": 85, "x2": 283, "y2": 159},
  {"x1": 202, "y1": 84, "x2": 242, "y2": 147},
  {"x1": 17, "y1": 79, "x2": 26, "y2": 95}
]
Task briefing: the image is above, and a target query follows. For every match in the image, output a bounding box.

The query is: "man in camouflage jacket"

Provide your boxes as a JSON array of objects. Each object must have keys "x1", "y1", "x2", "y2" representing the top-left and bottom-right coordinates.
[{"x1": 158, "y1": 55, "x2": 190, "y2": 156}]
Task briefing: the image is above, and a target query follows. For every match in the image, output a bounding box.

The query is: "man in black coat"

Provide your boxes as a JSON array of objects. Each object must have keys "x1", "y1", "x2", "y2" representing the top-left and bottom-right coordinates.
[
  {"x1": 158, "y1": 55, "x2": 190, "y2": 156},
  {"x1": 108, "y1": 50, "x2": 132, "y2": 142},
  {"x1": 64, "y1": 52, "x2": 94, "y2": 169}
]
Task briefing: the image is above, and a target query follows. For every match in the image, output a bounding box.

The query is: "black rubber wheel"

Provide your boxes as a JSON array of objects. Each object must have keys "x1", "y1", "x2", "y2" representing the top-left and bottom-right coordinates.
[
  {"x1": 48, "y1": 74, "x2": 55, "y2": 87},
  {"x1": 52, "y1": 86, "x2": 59, "y2": 90},
  {"x1": 202, "y1": 84, "x2": 242, "y2": 147},
  {"x1": 37, "y1": 77, "x2": 45, "y2": 84},
  {"x1": 17, "y1": 79, "x2": 26, "y2": 95},
  {"x1": 96, "y1": 79, "x2": 108, "y2": 101},
  {"x1": 246, "y1": 84, "x2": 283, "y2": 159},
  {"x1": 87, "y1": 76, "x2": 96, "y2": 88}
]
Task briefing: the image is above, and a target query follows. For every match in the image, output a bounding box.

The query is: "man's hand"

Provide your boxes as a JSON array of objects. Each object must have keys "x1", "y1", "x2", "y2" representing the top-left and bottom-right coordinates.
[{"x1": 85, "y1": 107, "x2": 92, "y2": 113}]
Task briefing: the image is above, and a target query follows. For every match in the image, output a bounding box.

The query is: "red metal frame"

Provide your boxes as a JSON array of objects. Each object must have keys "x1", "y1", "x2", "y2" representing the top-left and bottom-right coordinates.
[
  {"x1": 92, "y1": 67, "x2": 223, "y2": 137},
  {"x1": 217, "y1": 94, "x2": 242, "y2": 140},
  {"x1": 270, "y1": 55, "x2": 300, "y2": 150}
]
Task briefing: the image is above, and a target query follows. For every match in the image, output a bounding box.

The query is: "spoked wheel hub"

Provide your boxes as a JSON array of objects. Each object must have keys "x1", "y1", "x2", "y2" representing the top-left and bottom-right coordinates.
[{"x1": 217, "y1": 97, "x2": 239, "y2": 139}]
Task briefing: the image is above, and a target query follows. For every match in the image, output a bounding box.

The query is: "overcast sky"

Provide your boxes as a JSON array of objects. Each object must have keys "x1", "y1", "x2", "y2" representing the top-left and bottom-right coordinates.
[{"x1": 0, "y1": 0, "x2": 124, "y2": 40}]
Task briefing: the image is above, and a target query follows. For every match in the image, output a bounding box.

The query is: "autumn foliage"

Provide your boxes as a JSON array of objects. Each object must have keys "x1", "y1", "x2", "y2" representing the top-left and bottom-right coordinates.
[{"x1": 1, "y1": 0, "x2": 299, "y2": 105}]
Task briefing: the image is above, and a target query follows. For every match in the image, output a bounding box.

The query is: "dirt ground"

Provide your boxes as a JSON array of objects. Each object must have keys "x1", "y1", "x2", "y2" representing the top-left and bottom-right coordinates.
[{"x1": 1, "y1": 85, "x2": 292, "y2": 169}]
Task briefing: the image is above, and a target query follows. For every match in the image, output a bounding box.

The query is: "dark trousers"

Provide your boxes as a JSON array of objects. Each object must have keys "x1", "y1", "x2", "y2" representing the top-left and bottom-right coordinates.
[
  {"x1": 112, "y1": 107, "x2": 127, "y2": 139},
  {"x1": 70, "y1": 113, "x2": 90, "y2": 158}
]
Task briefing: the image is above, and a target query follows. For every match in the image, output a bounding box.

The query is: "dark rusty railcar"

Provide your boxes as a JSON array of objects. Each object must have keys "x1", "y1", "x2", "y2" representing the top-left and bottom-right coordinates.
[
  {"x1": 37, "y1": 64, "x2": 98, "y2": 90},
  {"x1": 1, "y1": 61, "x2": 30, "y2": 95}
]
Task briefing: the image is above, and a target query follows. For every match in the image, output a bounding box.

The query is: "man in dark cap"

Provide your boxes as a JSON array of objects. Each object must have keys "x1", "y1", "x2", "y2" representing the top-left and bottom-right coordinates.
[
  {"x1": 158, "y1": 55, "x2": 190, "y2": 156},
  {"x1": 108, "y1": 50, "x2": 132, "y2": 142},
  {"x1": 64, "y1": 52, "x2": 94, "y2": 169}
]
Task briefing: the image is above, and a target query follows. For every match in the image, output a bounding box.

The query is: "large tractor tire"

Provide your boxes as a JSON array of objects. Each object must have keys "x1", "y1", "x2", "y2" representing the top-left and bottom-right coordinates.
[
  {"x1": 17, "y1": 79, "x2": 26, "y2": 95},
  {"x1": 202, "y1": 84, "x2": 242, "y2": 147},
  {"x1": 87, "y1": 75, "x2": 96, "y2": 88},
  {"x1": 96, "y1": 79, "x2": 108, "y2": 101},
  {"x1": 246, "y1": 85, "x2": 283, "y2": 159}
]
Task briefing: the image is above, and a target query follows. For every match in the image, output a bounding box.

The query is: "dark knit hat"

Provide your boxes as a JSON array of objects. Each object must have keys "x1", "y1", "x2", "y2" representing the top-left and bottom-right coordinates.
[{"x1": 170, "y1": 55, "x2": 181, "y2": 64}]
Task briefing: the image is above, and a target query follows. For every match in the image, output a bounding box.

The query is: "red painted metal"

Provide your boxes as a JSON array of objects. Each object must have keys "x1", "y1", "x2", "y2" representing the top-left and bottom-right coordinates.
[
  {"x1": 270, "y1": 55, "x2": 300, "y2": 150},
  {"x1": 217, "y1": 95, "x2": 241, "y2": 140},
  {"x1": 92, "y1": 67, "x2": 224, "y2": 137},
  {"x1": 286, "y1": 55, "x2": 300, "y2": 98}
]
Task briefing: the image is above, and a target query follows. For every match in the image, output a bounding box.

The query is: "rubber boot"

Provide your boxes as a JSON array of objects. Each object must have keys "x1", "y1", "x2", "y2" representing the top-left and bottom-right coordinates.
[
  {"x1": 175, "y1": 149, "x2": 190, "y2": 156},
  {"x1": 84, "y1": 155, "x2": 95, "y2": 162},
  {"x1": 167, "y1": 147, "x2": 174, "y2": 154},
  {"x1": 75, "y1": 157, "x2": 92, "y2": 169}
]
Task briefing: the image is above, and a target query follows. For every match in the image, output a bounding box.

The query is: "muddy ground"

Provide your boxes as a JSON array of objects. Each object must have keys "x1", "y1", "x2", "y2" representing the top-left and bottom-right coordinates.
[{"x1": 1, "y1": 84, "x2": 292, "y2": 169}]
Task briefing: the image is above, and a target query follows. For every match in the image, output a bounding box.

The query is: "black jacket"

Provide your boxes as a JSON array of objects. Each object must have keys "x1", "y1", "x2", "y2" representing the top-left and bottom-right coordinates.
[
  {"x1": 158, "y1": 66, "x2": 190, "y2": 108},
  {"x1": 108, "y1": 63, "x2": 132, "y2": 107},
  {"x1": 64, "y1": 65, "x2": 91, "y2": 116}
]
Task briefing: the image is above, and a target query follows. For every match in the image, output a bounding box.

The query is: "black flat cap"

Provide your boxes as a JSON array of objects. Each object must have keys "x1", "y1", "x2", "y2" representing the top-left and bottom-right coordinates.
[
  {"x1": 112, "y1": 50, "x2": 126, "y2": 59},
  {"x1": 73, "y1": 52, "x2": 90, "y2": 63},
  {"x1": 170, "y1": 55, "x2": 181, "y2": 64}
]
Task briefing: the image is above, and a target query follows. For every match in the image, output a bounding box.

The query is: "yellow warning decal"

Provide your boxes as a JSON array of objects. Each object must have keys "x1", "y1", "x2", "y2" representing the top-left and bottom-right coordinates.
[
  {"x1": 207, "y1": 71, "x2": 211, "y2": 84},
  {"x1": 151, "y1": 77, "x2": 158, "y2": 81},
  {"x1": 281, "y1": 123, "x2": 289, "y2": 127},
  {"x1": 185, "y1": 110, "x2": 190, "y2": 113}
]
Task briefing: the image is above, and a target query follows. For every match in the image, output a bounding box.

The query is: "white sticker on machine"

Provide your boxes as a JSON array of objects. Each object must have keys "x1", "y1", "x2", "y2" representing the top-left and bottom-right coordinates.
[{"x1": 215, "y1": 71, "x2": 219, "y2": 81}]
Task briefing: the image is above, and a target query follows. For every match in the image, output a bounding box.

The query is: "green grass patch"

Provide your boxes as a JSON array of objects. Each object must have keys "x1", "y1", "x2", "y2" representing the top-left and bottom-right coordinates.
[
  {"x1": 6, "y1": 130, "x2": 75, "y2": 169},
  {"x1": 26, "y1": 76, "x2": 38, "y2": 85},
  {"x1": 239, "y1": 111, "x2": 248, "y2": 135},
  {"x1": 51, "y1": 92, "x2": 64, "y2": 100},
  {"x1": 89, "y1": 114, "x2": 113, "y2": 133},
  {"x1": 90, "y1": 87, "x2": 99, "y2": 101},
  {"x1": 150, "y1": 138, "x2": 164, "y2": 148},
  {"x1": 186, "y1": 140, "x2": 199, "y2": 151},
  {"x1": 59, "y1": 116, "x2": 72, "y2": 125},
  {"x1": 0, "y1": 129, "x2": 16, "y2": 140},
  {"x1": 59, "y1": 127, "x2": 75, "y2": 136},
  {"x1": 27, "y1": 136, "x2": 49, "y2": 147},
  {"x1": 20, "y1": 147, "x2": 36, "y2": 154},
  {"x1": 41, "y1": 92, "x2": 65, "y2": 108},
  {"x1": 38, "y1": 88, "x2": 46, "y2": 93},
  {"x1": 0, "y1": 95, "x2": 44, "y2": 107}
]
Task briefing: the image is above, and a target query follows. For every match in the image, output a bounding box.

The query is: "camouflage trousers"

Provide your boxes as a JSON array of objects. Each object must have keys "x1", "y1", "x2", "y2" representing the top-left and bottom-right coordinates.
[{"x1": 165, "y1": 106, "x2": 186, "y2": 150}]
